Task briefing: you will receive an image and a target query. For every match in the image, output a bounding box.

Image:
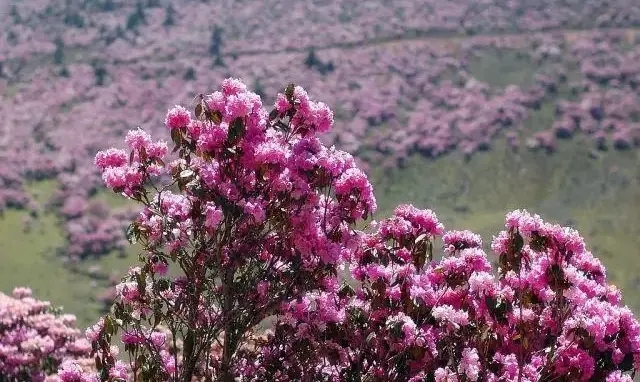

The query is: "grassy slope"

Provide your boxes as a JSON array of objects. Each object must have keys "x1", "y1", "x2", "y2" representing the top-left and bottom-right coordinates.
[{"x1": 0, "y1": 183, "x2": 135, "y2": 327}]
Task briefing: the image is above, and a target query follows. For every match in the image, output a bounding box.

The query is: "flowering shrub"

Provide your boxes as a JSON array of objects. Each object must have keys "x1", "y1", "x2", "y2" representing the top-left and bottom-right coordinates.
[
  {"x1": 80, "y1": 78, "x2": 375, "y2": 381},
  {"x1": 253, "y1": 208, "x2": 640, "y2": 381},
  {"x1": 0, "y1": 287, "x2": 93, "y2": 381},
  {"x1": 61, "y1": 79, "x2": 640, "y2": 381}
]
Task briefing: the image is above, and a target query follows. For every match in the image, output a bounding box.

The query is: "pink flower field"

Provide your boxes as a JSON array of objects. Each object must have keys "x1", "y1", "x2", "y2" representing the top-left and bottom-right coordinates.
[{"x1": 1, "y1": 1, "x2": 639, "y2": 262}]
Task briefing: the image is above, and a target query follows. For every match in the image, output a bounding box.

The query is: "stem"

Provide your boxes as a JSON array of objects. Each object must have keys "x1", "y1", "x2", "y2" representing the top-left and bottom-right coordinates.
[
  {"x1": 182, "y1": 329, "x2": 196, "y2": 382},
  {"x1": 517, "y1": 268, "x2": 523, "y2": 382},
  {"x1": 220, "y1": 267, "x2": 235, "y2": 381},
  {"x1": 171, "y1": 325, "x2": 179, "y2": 382},
  {"x1": 182, "y1": 260, "x2": 205, "y2": 381}
]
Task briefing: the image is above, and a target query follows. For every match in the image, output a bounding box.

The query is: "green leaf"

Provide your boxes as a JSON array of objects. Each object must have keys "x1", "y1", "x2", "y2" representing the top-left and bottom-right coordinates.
[
  {"x1": 510, "y1": 231, "x2": 524, "y2": 254},
  {"x1": 136, "y1": 272, "x2": 146, "y2": 296},
  {"x1": 136, "y1": 354, "x2": 147, "y2": 368},
  {"x1": 153, "y1": 307, "x2": 163, "y2": 327},
  {"x1": 139, "y1": 145, "x2": 147, "y2": 162},
  {"x1": 179, "y1": 169, "x2": 195, "y2": 179},
  {"x1": 125, "y1": 223, "x2": 139, "y2": 244},
  {"x1": 208, "y1": 110, "x2": 222, "y2": 124},
  {"x1": 268, "y1": 108, "x2": 278, "y2": 121},
  {"x1": 183, "y1": 331, "x2": 195, "y2": 357},
  {"x1": 530, "y1": 232, "x2": 547, "y2": 252},
  {"x1": 285, "y1": 83, "x2": 295, "y2": 101},
  {"x1": 414, "y1": 233, "x2": 428, "y2": 244},
  {"x1": 338, "y1": 283, "x2": 355, "y2": 298},
  {"x1": 228, "y1": 117, "x2": 245, "y2": 143},
  {"x1": 170, "y1": 128, "x2": 182, "y2": 145},
  {"x1": 365, "y1": 332, "x2": 376, "y2": 344},
  {"x1": 620, "y1": 352, "x2": 634, "y2": 371},
  {"x1": 104, "y1": 316, "x2": 115, "y2": 336},
  {"x1": 177, "y1": 177, "x2": 188, "y2": 192}
]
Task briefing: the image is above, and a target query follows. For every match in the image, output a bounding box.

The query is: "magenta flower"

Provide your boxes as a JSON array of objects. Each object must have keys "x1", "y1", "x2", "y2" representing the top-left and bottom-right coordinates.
[{"x1": 164, "y1": 105, "x2": 191, "y2": 130}]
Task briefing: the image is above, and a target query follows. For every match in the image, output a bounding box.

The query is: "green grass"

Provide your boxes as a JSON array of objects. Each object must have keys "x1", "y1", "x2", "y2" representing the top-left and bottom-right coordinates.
[
  {"x1": 379, "y1": 43, "x2": 640, "y2": 314},
  {"x1": 0, "y1": 181, "x2": 137, "y2": 328},
  {"x1": 25, "y1": 178, "x2": 60, "y2": 203},
  {"x1": 468, "y1": 49, "x2": 540, "y2": 88},
  {"x1": 521, "y1": 101, "x2": 556, "y2": 133},
  {"x1": 94, "y1": 188, "x2": 134, "y2": 209},
  {"x1": 0, "y1": 208, "x2": 98, "y2": 327}
]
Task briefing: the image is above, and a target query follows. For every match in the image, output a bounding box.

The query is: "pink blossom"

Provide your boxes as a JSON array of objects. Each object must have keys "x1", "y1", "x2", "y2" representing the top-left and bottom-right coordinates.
[
  {"x1": 94, "y1": 148, "x2": 127, "y2": 170},
  {"x1": 164, "y1": 105, "x2": 191, "y2": 130}
]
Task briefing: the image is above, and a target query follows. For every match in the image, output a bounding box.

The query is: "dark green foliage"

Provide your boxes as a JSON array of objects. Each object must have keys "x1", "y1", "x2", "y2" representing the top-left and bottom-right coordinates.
[
  {"x1": 102, "y1": 0, "x2": 117, "y2": 11},
  {"x1": 209, "y1": 25, "x2": 224, "y2": 56},
  {"x1": 321, "y1": 61, "x2": 335, "y2": 75},
  {"x1": 82, "y1": 0, "x2": 118, "y2": 12},
  {"x1": 63, "y1": 12, "x2": 86, "y2": 28},
  {"x1": 163, "y1": 4, "x2": 176, "y2": 27},
  {"x1": 126, "y1": 1, "x2": 146, "y2": 30},
  {"x1": 213, "y1": 55, "x2": 225, "y2": 67},
  {"x1": 58, "y1": 66, "x2": 71, "y2": 78},
  {"x1": 304, "y1": 48, "x2": 320, "y2": 68},
  {"x1": 6, "y1": 31, "x2": 17, "y2": 46},
  {"x1": 184, "y1": 67, "x2": 196, "y2": 81},
  {"x1": 43, "y1": 5, "x2": 55, "y2": 17},
  {"x1": 465, "y1": 27, "x2": 478, "y2": 36},
  {"x1": 10, "y1": 5, "x2": 21, "y2": 24},
  {"x1": 304, "y1": 48, "x2": 336, "y2": 75},
  {"x1": 92, "y1": 62, "x2": 108, "y2": 86},
  {"x1": 53, "y1": 37, "x2": 65, "y2": 65},
  {"x1": 253, "y1": 78, "x2": 266, "y2": 98},
  {"x1": 210, "y1": 25, "x2": 225, "y2": 66}
]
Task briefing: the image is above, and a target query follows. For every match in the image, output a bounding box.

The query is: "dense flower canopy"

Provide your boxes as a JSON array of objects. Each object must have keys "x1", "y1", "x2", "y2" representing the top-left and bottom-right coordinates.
[
  {"x1": 42, "y1": 78, "x2": 640, "y2": 381},
  {"x1": 249, "y1": 207, "x2": 640, "y2": 381}
]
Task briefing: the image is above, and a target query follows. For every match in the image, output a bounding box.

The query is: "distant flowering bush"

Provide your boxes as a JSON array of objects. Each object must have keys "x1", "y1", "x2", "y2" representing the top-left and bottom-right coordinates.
[
  {"x1": 60, "y1": 78, "x2": 640, "y2": 381},
  {"x1": 0, "y1": 287, "x2": 93, "y2": 381}
]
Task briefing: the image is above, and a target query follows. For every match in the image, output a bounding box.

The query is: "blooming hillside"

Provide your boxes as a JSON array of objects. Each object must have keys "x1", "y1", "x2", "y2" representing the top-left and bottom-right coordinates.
[{"x1": 0, "y1": 0, "x2": 639, "y2": 325}]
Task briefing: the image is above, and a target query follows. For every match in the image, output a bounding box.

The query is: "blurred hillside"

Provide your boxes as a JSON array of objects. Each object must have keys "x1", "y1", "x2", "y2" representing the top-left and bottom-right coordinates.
[{"x1": 0, "y1": 0, "x2": 639, "y2": 326}]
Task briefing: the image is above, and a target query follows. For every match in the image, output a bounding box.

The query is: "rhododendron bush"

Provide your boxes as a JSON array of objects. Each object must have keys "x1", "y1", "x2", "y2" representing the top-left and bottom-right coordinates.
[
  {"x1": 53, "y1": 79, "x2": 640, "y2": 381},
  {"x1": 0, "y1": 288, "x2": 94, "y2": 381}
]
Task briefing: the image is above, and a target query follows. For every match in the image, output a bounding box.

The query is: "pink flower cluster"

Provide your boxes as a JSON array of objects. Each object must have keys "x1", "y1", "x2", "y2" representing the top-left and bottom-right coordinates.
[
  {"x1": 94, "y1": 128, "x2": 167, "y2": 197},
  {"x1": 0, "y1": 287, "x2": 94, "y2": 381},
  {"x1": 250, "y1": 208, "x2": 640, "y2": 381}
]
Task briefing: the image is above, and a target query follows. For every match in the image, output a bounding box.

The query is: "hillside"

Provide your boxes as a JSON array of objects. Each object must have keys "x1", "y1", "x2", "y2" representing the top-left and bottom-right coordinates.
[{"x1": 0, "y1": 0, "x2": 639, "y2": 326}]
